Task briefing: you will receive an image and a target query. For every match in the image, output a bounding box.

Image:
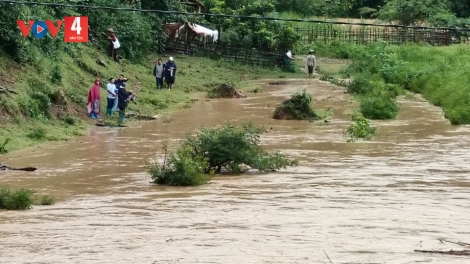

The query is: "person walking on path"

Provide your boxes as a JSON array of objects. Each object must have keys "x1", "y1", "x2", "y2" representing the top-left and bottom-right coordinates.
[
  {"x1": 153, "y1": 58, "x2": 164, "y2": 90},
  {"x1": 163, "y1": 57, "x2": 177, "y2": 90},
  {"x1": 306, "y1": 49, "x2": 317, "y2": 77},
  {"x1": 106, "y1": 78, "x2": 117, "y2": 116},
  {"x1": 117, "y1": 83, "x2": 134, "y2": 122},
  {"x1": 87, "y1": 78, "x2": 101, "y2": 119}
]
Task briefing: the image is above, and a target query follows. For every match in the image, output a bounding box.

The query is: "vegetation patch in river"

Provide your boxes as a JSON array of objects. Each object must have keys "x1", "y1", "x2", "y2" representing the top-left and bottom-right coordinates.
[
  {"x1": 0, "y1": 186, "x2": 55, "y2": 210},
  {"x1": 345, "y1": 114, "x2": 376, "y2": 142},
  {"x1": 148, "y1": 123, "x2": 298, "y2": 186},
  {"x1": 207, "y1": 82, "x2": 247, "y2": 98},
  {"x1": 273, "y1": 89, "x2": 319, "y2": 120}
]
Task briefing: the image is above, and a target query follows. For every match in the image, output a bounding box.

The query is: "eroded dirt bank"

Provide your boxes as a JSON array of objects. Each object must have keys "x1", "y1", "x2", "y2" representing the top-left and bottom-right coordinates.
[{"x1": 1, "y1": 79, "x2": 470, "y2": 263}]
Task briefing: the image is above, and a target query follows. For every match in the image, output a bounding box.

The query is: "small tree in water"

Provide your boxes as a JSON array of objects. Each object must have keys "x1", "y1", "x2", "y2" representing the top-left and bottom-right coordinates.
[
  {"x1": 273, "y1": 89, "x2": 318, "y2": 120},
  {"x1": 148, "y1": 123, "x2": 298, "y2": 186}
]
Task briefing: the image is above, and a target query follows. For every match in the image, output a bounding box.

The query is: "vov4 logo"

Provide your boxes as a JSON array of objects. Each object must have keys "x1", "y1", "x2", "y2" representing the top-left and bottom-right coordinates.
[{"x1": 16, "y1": 16, "x2": 88, "y2": 42}]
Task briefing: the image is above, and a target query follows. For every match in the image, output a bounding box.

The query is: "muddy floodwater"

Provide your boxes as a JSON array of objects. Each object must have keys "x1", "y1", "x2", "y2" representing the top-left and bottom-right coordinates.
[{"x1": 1, "y1": 79, "x2": 470, "y2": 263}]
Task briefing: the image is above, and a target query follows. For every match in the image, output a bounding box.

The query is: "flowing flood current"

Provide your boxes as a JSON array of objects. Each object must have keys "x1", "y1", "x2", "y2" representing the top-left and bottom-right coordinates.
[{"x1": 1, "y1": 79, "x2": 470, "y2": 264}]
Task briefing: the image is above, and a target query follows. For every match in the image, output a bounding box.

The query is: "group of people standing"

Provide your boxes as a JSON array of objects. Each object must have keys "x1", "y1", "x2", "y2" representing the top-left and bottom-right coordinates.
[
  {"x1": 153, "y1": 57, "x2": 177, "y2": 90},
  {"x1": 87, "y1": 75, "x2": 134, "y2": 121}
]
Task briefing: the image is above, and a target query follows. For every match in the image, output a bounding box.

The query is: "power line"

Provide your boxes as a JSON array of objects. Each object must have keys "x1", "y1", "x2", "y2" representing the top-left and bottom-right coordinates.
[{"x1": 1, "y1": 0, "x2": 469, "y2": 31}]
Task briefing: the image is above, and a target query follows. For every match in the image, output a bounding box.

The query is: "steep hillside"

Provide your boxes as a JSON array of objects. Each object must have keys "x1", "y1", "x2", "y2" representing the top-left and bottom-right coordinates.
[{"x1": 0, "y1": 45, "x2": 296, "y2": 154}]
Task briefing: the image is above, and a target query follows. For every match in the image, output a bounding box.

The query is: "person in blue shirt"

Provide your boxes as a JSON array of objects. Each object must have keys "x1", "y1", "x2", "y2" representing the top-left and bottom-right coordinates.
[
  {"x1": 106, "y1": 78, "x2": 117, "y2": 116},
  {"x1": 163, "y1": 57, "x2": 177, "y2": 90}
]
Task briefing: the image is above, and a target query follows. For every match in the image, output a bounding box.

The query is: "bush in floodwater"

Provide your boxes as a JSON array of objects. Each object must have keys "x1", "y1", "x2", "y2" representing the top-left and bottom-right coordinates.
[
  {"x1": 39, "y1": 195, "x2": 55, "y2": 205},
  {"x1": 360, "y1": 93, "x2": 399, "y2": 120},
  {"x1": 273, "y1": 89, "x2": 318, "y2": 120},
  {"x1": 0, "y1": 186, "x2": 34, "y2": 210},
  {"x1": 149, "y1": 144, "x2": 210, "y2": 186},
  {"x1": 148, "y1": 123, "x2": 298, "y2": 186},
  {"x1": 346, "y1": 114, "x2": 376, "y2": 142}
]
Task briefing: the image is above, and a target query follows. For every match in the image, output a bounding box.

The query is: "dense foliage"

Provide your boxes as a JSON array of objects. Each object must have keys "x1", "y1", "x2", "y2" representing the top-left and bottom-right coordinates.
[
  {"x1": 317, "y1": 40, "x2": 470, "y2": 124},
  {"x1": 1, "y1": 0, "x2": 469, "y2": 64},
  {"x1": 148, "y1": 123, "x2": 298, "y2": 186}
]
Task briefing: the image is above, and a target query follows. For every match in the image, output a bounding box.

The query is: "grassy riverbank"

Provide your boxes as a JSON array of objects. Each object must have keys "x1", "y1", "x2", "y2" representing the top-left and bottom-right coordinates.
[
  {"x1": 304, "y1": 41, "x2": 470, "y2": 124},
  {"x1": 0, "y1": 45, "x2": 303, "y2": 154}
]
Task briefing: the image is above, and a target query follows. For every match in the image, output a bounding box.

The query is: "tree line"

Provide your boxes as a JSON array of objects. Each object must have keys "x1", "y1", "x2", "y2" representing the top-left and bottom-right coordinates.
[{"x1": 0, "y1": 0, "x2": 469, "y2": 64}]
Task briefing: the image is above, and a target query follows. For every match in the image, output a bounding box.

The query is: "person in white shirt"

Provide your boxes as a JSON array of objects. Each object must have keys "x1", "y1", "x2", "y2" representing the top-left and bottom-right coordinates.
[
  {"x1": 306, "y1": 50, "x2": 317, "y2": 77},
  {"x1": 106, "y1": 77, "x2": 117, "y2": 116}
]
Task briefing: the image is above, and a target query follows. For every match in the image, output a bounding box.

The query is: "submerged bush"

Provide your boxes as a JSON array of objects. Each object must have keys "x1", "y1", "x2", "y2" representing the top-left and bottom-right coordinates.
[
  {"x1": 273, "y1": 89, "x2": 318, "y2": 120},
  {"x1": 346, "y1": 114, "x2": 376, "y2": 142},
  {"x1": 0, "y1": 186, "x2": 34, "y2": 210},
  {"x1": 148, "y1": 123, "x2": 298, "y2": 186},
  {"x1": 360, "y1": 94, "x2": 399, "y2": 120},
  {"x1": 39, "y1": 195, "x2": 55, "y2": 205}
]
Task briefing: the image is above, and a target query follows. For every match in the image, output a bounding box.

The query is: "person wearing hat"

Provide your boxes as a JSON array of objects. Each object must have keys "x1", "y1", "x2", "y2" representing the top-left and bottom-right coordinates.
[
  {"x1": 306, "y1": 49, "x2": 317, "y2": 77},
  {"x1": 107, "y1": 28, "x2": 120, "y2": 62},
  {"x1": 163, "y1": 57, "x2": 177, "y2": 90}
]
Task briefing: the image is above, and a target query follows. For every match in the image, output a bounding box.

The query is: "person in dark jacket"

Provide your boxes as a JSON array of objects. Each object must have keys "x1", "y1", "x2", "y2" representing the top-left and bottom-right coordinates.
[
  {"x1": 163, "y1": 57, "x2": 177, "y2": 90},
  {"x1": 112, "y1": 74, "x2": 128, "y2": 112},
  {"x1": 117, "y1": 82, "x2": 133, "y2": 122}
]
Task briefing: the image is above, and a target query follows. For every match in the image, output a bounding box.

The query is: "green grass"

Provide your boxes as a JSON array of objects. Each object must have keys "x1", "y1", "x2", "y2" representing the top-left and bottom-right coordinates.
[
  {"x1": 303, "y1": 41, "x2": 470, "y2": 124},
  {"x1": 0, "y1": 44, "x2": 303, "y2": 153},
  {"x1": 348, "y1": 43, "x2": 470, "y2": 124}
]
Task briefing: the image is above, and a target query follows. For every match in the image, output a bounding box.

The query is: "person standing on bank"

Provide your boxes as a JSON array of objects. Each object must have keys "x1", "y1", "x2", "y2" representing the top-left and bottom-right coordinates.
[
  {"x1": 306, "y1": 49, "x2": 317, "y2": 77},
  {"x1": 163, "y1": 57, "x2": 177, "y2": 90},
  {"x1": 107, "y1": 28, "x2": 121, "y2": 62},
  {"x1": 117, "y1": 83, "x2": 134, "y2": 122},
  {"x1": 153, "y1": 58, "x2": 164, "y2": 90},
  {"x1": 87, "y1": 78, "x2": 101, "y2": 119},
  {"x1": 106, "y1": 78, "x2": 117, "y2": 116},
  {"x1": 113, "y1": 74, "x2": 128, "y2": 112}
]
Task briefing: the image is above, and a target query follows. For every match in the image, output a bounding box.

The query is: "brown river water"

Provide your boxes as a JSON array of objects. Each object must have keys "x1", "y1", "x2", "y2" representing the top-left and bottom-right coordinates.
[{"x1": 1, "y1": 79, "x2": 470, "y2": 263}]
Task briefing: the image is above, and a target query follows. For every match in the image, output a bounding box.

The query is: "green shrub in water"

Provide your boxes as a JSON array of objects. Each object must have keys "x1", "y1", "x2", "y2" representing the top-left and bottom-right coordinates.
[
  {"x1": 39, "y1": 195, "x2": 55, "y2": 205},
  {"x1": 346, "y1": 114, "x2": 376, "y2": 142},
  {"x1": 0, "y1": 186, "x2": 34, "y2": 210},
  {"x1": 360, "y1": 94, "x2": 399, "y2": 120},
  {"x1": 149, "y1": 144, "x2": 210, "y2": 186},
  {"x1": 273, "y1": 89, "x2": 318, "y2": 120},
  {"x1": 149, "y1": 123, "x2": 298, "y2": 186}
]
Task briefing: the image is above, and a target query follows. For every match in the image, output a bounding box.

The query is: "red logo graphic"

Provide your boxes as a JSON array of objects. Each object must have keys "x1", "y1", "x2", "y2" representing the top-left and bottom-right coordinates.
[
  {"x1": 64, "y1": 16, "x2": 88, "y2": 42},
  {"x1": 16, "y1": 16, "x2": 88, "y2": 43}
]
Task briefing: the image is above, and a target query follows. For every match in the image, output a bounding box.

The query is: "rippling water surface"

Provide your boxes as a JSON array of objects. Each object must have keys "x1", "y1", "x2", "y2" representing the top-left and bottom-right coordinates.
[{"x1": 1, "y1": 79, "x2": 470, "y2": 263}]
